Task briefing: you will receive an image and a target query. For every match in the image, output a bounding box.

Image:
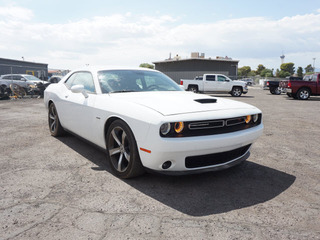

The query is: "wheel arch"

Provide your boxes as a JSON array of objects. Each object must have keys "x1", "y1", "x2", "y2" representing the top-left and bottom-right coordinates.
[{"x1": 297, "y1": 86, "x2": 312, "y2": 95}]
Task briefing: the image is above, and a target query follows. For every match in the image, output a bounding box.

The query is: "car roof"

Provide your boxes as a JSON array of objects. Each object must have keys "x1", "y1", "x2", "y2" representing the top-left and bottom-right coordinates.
[{"x1": 71, "y1": 66, "x2": 158, "y2": 73}]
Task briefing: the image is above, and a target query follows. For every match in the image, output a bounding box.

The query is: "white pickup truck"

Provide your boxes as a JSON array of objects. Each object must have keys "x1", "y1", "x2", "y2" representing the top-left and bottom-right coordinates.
[{"x1": 180, "y1": 74, "x2": 248, "y2": 97}]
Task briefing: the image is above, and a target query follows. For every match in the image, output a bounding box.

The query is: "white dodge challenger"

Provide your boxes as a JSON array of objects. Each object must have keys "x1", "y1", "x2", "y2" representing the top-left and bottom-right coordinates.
[{"x1": 44, "y1": 67, "x2": 263, "y2": 178}]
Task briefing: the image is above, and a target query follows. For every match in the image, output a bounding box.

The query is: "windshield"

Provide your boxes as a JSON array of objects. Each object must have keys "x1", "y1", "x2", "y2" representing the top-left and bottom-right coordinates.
[
  {"x1": 98, "y1": 70, "x2": 182, "y2": 93},
  {"x1": 24, "y1": 75, "x2": 41, "y2": 81}
]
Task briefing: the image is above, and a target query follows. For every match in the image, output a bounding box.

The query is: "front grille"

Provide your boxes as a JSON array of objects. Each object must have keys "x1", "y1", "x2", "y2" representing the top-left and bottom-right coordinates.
[
  {"x1": 160, "y1": 114, "x2": 262, "y2": 138},
  {"x1": 185, "y1": 144, "x2": 251, "y2": 168}
]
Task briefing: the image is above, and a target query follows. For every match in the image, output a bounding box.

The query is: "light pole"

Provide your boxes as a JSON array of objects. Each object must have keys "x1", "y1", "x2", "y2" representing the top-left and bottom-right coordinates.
[{"x1": 313, "y1": 58, "x2": 316, "y2": 72}]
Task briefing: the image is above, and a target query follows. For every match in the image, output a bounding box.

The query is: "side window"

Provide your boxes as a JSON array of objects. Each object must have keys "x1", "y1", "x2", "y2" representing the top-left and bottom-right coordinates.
[
  {"x1": 13, "y1": 75, "x2": 23, "y2": 81},
  {"x1": 217, "y1": 76, "x2": 226, "y2": 82},
  {"x1": 65, "y1": 72, "x2": 95, "y2": 93},
  {"x1": 206, "y1": 75, "x2": 215, "y2": 81},
  {"x1": 312, "y1": 75, "x2": 318, "y2": 81}
]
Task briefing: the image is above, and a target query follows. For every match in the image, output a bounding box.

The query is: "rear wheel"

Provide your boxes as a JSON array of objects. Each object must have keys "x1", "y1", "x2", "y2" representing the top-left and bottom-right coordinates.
[
  {"x1": 188, "y1": 85, "x2": 198, "y2": 93},
  {"x1": 106, "y1": 120, "x2": 145, "y2": 178},
  {"x1": 231, "y1": 87, "x2": 242, "y2": 97},
  {"x1": 48, "y1": 103, "x2": 65, "y2": 136},
  {"x1": 297, "y1": 88, "x2": 310, "y2": 100},
  {"x1": 274, "y1": 87, "x2": 281, "y2": 95}
]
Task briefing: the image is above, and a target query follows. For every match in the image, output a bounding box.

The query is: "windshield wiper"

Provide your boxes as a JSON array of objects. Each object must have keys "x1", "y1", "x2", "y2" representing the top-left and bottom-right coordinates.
[{"x1": 110, "y1": 90, "x2": 136, "y2": 93}]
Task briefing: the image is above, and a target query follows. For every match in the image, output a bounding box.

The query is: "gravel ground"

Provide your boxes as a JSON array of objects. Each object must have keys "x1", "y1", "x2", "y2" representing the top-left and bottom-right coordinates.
[{"x1": 0, "y1": 88, "x2": 319, "y2": 240}]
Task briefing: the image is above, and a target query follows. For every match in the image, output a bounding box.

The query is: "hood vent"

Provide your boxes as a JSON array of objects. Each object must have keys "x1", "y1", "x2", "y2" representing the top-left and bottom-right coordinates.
[{"x1": 194, "y1": 98, "x2": 217, "y2": 104}]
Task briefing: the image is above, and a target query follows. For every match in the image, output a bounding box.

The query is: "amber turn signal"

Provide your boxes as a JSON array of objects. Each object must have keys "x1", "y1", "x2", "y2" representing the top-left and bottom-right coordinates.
[
  {"x1": 174, "y1": 122, "x2": 184, "y2": 133},
  {"x1": 245, "y1": 115, "x2": 251, "y2": 124}
]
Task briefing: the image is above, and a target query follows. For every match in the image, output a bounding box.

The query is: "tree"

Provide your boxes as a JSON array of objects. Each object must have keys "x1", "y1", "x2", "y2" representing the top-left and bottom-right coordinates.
[
  {"x1": 275, "y1": 69, "x2": 280, "y2": 77},
  {"x1": 280, "y1": 63, "x2": 295, "y2": 75},
  {"x1": 238, "y1": 66, "x2": 251, "y2": 77},
  {"x1": 260, "y1": 68, "x2": 274, "y2": 77},
  {"x1": 305, "y1": 64, "x2": 313, "y2": 73},
  {"x1": 139, "y1": 63, "x2": 154, "y2": 69},
  {"x1": 256, "y1": 64, "x2": 266, "y2": 75},
  {"x1": 297, "y1": 67, "x2": 303, "y2": 78},
  {"x1": 248, "y1": 71, "x2": 256, "y2": 76},
  {"x1": 278, "y1": 71, "x2": 291, "y2": 78}
]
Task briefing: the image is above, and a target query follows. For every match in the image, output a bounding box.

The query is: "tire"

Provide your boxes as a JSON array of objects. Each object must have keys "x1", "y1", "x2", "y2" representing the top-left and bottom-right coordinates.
[
  {"x1": 231, "y1": 86, "x2": 242, "y2": 97},
  {"x1": 274, "y1": 87, "x2": 281, "y2": 95},
  {"x1": 297, "y1": 88, "x2": 310, "y2": 100},
  {"x1": 269, "y1": 87, "x2": 275, "y2": 94},
  {"x1": 48, "y1": 103, "x2": 66, "y2": 137},
  {"x1": 106, "y1": 120, "x2": 145, "y2": 178},
  {"x1": 188, "y1": 85, "x2": 198, "y2": 93}
]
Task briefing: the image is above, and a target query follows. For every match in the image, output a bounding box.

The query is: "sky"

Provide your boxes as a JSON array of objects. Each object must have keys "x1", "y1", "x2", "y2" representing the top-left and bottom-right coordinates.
[{"x1": 1, "y1": 0, "x2": 320, "y2": 72}]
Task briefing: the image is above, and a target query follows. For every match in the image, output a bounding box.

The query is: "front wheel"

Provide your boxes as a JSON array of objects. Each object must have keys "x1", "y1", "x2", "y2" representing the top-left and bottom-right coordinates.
[
  {"x1": 106, "y1": 120, "x2": 145, "y2": 178},
  {"x1": 231, "y1": 87, "x2": 242, "y2": 97},
  {"x1": 48, "y1": 103, "x2": 65, "y2": 136},
  {"x1": 297, "y1": 88, "x2": 310, "y2": 100}
]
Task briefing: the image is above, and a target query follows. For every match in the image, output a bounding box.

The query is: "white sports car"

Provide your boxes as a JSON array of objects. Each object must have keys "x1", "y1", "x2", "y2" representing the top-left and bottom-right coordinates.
[{"x1": 44, "y1": 67, "x2": 263, "y2": 178}]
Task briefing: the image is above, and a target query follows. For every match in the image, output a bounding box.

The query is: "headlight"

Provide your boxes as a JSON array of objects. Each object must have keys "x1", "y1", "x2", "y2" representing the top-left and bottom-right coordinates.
[
  {"x1": 160, "y1": 123, "x2": 171, "y2": 135},
  {"x1": 252, "y1": 114, "x2": 259, "y2": 123},
  {"x1": 28, "y1": 84, "x2": 36, "y2": 88}
]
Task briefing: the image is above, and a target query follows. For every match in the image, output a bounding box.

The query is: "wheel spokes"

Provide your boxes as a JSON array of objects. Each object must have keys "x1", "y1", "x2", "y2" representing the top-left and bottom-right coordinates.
[
  {"x1": 111, "y1": 129, "x2": 121, "y2": 146},
  {"x1": 109, "y1": 126, "x2": 131, "y2": 173}
]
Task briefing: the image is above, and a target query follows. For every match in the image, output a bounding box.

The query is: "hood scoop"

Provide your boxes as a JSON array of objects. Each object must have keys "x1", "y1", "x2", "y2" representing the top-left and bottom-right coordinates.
[{"x1": 194, "y1": 98, "x2": 217, "y2": 104}]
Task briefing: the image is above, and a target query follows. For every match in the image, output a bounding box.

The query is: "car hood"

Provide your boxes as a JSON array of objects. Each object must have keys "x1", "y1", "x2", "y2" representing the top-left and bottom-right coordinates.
[{"x1": 109, "y1": 91, "x2": 257, "y2": 116}]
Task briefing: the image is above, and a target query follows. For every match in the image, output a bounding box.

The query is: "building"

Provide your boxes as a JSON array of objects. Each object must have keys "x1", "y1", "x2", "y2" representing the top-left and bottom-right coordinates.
[
  {"x1": 153, "y1": 53, "x2": 239, "y2": 83},
  {"x1": 0, "y1": 58, "x2": 48, "y2": 80}
]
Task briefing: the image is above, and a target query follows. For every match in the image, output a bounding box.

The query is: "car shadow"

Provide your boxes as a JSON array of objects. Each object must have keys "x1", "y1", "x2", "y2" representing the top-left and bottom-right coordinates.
[{"x1": 57, "y1": 135, "x2": 296, "y2": 216}]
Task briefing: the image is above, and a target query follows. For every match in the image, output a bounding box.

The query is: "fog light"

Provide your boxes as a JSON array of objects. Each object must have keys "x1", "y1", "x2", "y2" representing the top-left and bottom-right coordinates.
[
  {"x1": 245, "y1": 115, "x2": 251, "y2": 124},
  {"x1": 252, "y1": 114, "x2": 259, "y2": 123},
  {"x1": 162, "y1": 161, "x2": 172, "y2": 169},
  {"x1": 174, "y1": 122, "x2": 184, "y2": 133}
]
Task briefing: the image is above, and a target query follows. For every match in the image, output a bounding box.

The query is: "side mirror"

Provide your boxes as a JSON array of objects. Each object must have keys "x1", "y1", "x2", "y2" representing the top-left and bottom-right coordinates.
[{"x1": 71, "y1": 84, "x2": 88, "y2": 98}]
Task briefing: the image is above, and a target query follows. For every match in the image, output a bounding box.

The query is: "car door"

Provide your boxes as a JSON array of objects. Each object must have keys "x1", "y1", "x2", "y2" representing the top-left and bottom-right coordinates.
[
  {"x1": 216, "y1": 75, "x2": 233, "y2": 91},
  {"x1": 58, "y1": 71, "x2": 98, "y2": 141},
  {"x1": 203, "y1": 75, "x2": 217, "y2": 91}
]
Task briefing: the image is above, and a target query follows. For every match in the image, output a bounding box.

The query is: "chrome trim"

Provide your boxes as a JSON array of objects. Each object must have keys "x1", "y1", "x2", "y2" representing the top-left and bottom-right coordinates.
[
  {"x1": 225, "y1": 117, "x2": 245, "y2": 126},
  {"x1": 188, "y1": 120, "x2": 224, "y2": 130}
]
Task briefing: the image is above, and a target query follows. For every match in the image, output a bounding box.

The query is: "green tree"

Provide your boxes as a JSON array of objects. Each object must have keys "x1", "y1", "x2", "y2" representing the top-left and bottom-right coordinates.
[
  {"x1": 260, "y1": 68, "x2": 274, "y2": 77},
  {"x1": 275, "y1": 69, "x2": 280, "y2": 77},
  {"x1": 238, "y1": 66, "x2": 251, "y2": 77},
  {"x1": 256, "y1": 64, "x2": 266, "y2": 75},
  {"x1": 139, "y1": 63, "x2": 154, "y2": 69},
  {"x1": 248, "y1": 70, "x2": 256, "y2": 76},
  {"x1": 278, "y1": 71, "x2": 291, "y2": 78},
  {"x1": 297, "y1": 67, "x2": 303, "y2": 78},
  {"x1": 280, "y1": 63, "x2": 295, "y2": 75},
  {"x1": 305, "y1": 64, "x2": 313, "y2": 73}
]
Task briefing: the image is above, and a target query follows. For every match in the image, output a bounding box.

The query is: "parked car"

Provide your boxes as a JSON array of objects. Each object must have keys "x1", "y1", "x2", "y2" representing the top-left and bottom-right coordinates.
[
  {"x1": 280, "y1": 73, "x2": 320, "y2": 100},
  {"x1": 48, "y1": 75, "x2": 63, "y2": 84},
  {"x1": 0, "y1": 74, "x2": 38, "y2": 93},
  {"x1": 180, "y1": 74, "x2": 248, "y2": 97},
  {"x1": 44, "y1": 67, "x2": 263, "y2": 178},
  {"x1": 240, "y1": 78, "x2": 254, "y2": 86}
]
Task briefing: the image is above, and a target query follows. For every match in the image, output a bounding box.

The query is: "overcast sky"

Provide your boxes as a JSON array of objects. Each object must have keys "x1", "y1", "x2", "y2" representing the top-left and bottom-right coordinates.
[{"x1": 1, "y1": 0, "x2": 320, "y2": 72}]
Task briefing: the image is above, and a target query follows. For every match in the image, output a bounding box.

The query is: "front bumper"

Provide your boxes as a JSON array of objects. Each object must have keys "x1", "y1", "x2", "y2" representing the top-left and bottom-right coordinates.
[{"x1": 138, "y1": 124, "x2": 263, "y2": 173}]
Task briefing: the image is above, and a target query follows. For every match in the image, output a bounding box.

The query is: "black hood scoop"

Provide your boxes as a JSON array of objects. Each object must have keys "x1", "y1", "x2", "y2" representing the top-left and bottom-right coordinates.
[{"x1": 194, "y1": 98, "x2": 217, "y2": 104}]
